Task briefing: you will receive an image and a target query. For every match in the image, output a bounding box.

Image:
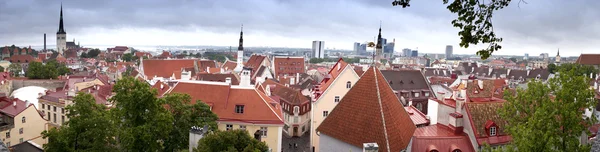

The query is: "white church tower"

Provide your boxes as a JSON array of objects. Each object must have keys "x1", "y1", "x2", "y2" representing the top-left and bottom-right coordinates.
[
  {"x1": 56, "y1": 4, "x2": 67, "y2": 55},
  {"x1": 233, "y1": 25, "x2": 245, "y2": 73}
]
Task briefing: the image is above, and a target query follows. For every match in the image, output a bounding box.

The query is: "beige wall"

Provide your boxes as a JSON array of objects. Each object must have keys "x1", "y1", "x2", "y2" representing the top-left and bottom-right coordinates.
[
  {"x1": 217, "y1": 122, "x2": 283, "y2": 152},
  {"x1": 310, "y1": 66, "x2": 359, "y2": 152},
  {"x1": 0, "y1": 105, "x2": 48, "y2": 147},
  {"x1": 38, "y1": 99, "x2": 69, "y2": 127},
  {"x1": 283, "y1": 112, "x2": 310, "y2": 137}
]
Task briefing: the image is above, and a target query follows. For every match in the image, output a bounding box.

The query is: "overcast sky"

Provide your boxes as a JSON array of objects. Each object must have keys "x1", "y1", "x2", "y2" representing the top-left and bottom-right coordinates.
[{"x1": 1, "y1": 0, "x2": 599, "y2": 56}]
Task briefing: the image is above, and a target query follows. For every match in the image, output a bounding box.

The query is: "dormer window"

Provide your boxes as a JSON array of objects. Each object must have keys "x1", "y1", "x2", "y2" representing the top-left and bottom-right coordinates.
[
  {"x1": 235, "y1": 105, "x2": 244, "y2": 114},
  {"x1": 293, "y1": 106, "x2": 299, "y2": 114},
  {"x1": 414, "y1": 92, "x2": 420, "y2": 98},
  {"x1": 490, "y1": 127, "x2": 497, "y2": 136},
  {"x1": 424, "y1": 92, "x2": 429, "y2": 97}
]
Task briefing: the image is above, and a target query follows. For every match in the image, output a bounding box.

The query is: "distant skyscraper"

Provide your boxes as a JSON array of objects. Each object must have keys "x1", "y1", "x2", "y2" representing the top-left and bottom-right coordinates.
[
  {"x1": 312, "y1": 41, "x2": 325, "y2": 58},
  {"x1": 524, "y1": 53, "x2": 529, "y2": 60},
  {"x1": 381, "y1": 38, "x2": 387, "y2": 46},
  {"x1": 411, "y1": 50, "x2": 418, "y2": 57},
  {"x1": 359, "y1": 43, "x2": 367, "y2": 55},
  {"x1": 353, "y1": 42, "x2": 361, "y2": 55},
  {"x1": 383, "y1": 42, "x2": 394, "y2": 58},
  {"x1": 402, "y1": 48, "x2": 411, "y2": 57},
  {"x1": 445, "y1": 45, "x2": 453, "y2": 59}
]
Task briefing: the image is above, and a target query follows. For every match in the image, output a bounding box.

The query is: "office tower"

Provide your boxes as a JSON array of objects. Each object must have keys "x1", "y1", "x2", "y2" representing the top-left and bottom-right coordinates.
[
  {"x1": 445, "y1": 45, "x2": 453, "y2": 59},
  {"x1": 359, "y1": 43, "x2": 367, "y2": 55},
  {"x1": 312, "y1": 41, "x2": 325, "y2": 58},
  {"x1": 353, "y1": 42, "x2": 361, "y2": 55},
  {"x1": 411, "y1": 50, "x2": 418, "y2": 57},
  {"x1": 524, "y1": 53, "x2": 529, "y2": 60},
  {"x1": 384, "y1": 42, "x2": 395, "y2": 58},
  {"x1": 402, "y1": 48, "x2": 411, "y2": 57}
]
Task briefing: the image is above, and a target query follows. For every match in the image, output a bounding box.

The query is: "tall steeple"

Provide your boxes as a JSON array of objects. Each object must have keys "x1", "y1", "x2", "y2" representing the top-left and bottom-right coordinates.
[
  {"x1": 234, "y1": 24, "x2": 244, "y2": 73},
  {"x1": 375, "y1": 21, "x2": 383, "y2": 64},
  {"x1": 57, "y1": 3, "x2": 66, "y2": 34},
  {"x1": 557, "y1": 48, "x2": 560, "y2": 56}
]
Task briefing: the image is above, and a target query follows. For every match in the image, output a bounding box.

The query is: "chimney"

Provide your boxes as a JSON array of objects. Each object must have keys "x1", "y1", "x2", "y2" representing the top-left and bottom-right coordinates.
[
  {"x1": 43, "y1": 33, "x2": 46, "y2": 51},
  {"x1": 363, "y1": 143, "x2": 379, "y2": 152},
  {"x1": 206, "y1": 66, "x2": 210, "y2": 73},
  {"x1": 296, "y1": 73, "x2": 300, "y2": 83},
  {"x1": 527, "y1": 70, "x2": 531, "y2": 76},
  {"x1": 225, "y1": 77, "x2": 232, "y2": 84},
  {"x1": 437, "y1": 92, "x2": 445, "y2": 101},
  {"x1": 160, "y1": 83, "x2": 164, "y2": 90},
  {"x1": 507, "y1": 69, "x2": 511, "y2": 76},
  {"x1": 290, "y1": 77, "x2": 295, "y2": 85},
  {"x1": 449, "y1": 98, "x2": 465, "y2": 134},
  {"x1": 408, "y1": 99, "x2": 413, "y2": 106},
  {"x1": 12, "y1": 101, "x2": 16, "y2": 107}
]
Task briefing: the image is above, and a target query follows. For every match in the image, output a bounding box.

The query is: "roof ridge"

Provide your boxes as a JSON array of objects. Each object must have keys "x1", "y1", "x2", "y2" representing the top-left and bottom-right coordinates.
[
  {"x1": 373, "y1": 67, "x2": 391, "y2": 152},
  {"x1": 253, "y1": 89, "x2": 283, "y2": 122}
]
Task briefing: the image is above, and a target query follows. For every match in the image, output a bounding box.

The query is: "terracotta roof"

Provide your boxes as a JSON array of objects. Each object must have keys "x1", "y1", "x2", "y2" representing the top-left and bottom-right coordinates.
[
  {"x1": 245, "y1": 55, "x2": 267, "y2": 69},
  {"x1": 0, "y1": 98, "x2": 29, "y2": 117},
  {"x1": 8, "y1": 55, "x2": 35, "y2": 63},
  {"x1": 151, "y1": 80, "x2": 170, "y2": 97},
  {"x1": 314, "y1": 58, "x2": 351, "y2": 99},
  {"x1": 1, "y1": 47, "x2": 8, "y2": 54},
  {"x1": 159, "y1": 51, "x2": 172, "y2": 58},
  {"x1": 263, "y1": 79, "x2": 310, "y2": 106},
  {"x1": 465, "y1": 102, "x2": 511, "y2": 145},
  {"x1": 167, "y1": 81, "x2": 284, "y2": 124},
  {"x1": 411, "y1": 124, "x2": 475, "y2": 152},
  {"x1": 196, "y1": 73, "x2": 240, "y2": 85},
  {"x1": 222, "y1": 60, "x2": 237, "y2": 71},
  {"x1": 576, "y1": 54, "x2": 600, "y2": 65},
  {"x1": 273, "y1": 56, "x2": 305, "y2": 77},
  {"x1": 141, "y1": 59, "x2": 196, "y2": 79},
  {"x1": 135, "y1": 52, "x2": 152, "y2": 58},
  {"x1": 199, "y1": 60, "x2": 217, "y2": 72},
  {"x1": 404, "y1": 105, "x2": 430, "y2": 126},
  {"x1": 316, "y1": 67, "x2": 416, "y2": 151}
]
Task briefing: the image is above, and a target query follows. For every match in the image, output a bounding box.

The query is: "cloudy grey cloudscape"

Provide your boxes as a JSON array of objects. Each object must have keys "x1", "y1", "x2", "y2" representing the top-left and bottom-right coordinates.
[{"x1": 1, "y1": 0, "x2": 599, "y2": 56}]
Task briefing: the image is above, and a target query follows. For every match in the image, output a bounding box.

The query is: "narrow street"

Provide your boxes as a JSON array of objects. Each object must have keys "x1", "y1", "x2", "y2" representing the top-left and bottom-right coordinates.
[{"x1": 281, "y1": 133, "x2": 310, "y2": 152}]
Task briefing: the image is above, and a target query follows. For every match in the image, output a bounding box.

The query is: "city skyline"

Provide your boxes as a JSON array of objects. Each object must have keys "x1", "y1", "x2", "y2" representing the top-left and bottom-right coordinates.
[{"x1": 1, "y1": 0, "x2": 598, "y2": 56}]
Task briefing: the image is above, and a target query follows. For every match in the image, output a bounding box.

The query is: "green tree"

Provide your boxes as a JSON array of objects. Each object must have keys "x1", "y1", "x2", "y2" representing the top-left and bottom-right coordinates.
[
  {"x1": 392, "y1": 0, "x2": 520, "y2": 59},
  {"x1": 0, "y1": 66, "x2": 5, "y2": 72},
  {"x1": 498, "y1": 68, "x2": 597, "y2": 151},
  {"x1": 80, "y1": 52, "x2": 88, "y2": 58},
  {"x1": 508, "y1": 57, "x2": 517, "y2": 63},
  {"x1": 121, "y1": 53, "x2": 134, "y2": 62},
  {"x1": 26, "y1": 61, "x2": 56, "y2": 79},
  {"x1": 42, "y1": 93, "x2": 117, "y2": 152},
  {"x1": 87, "y1": 49, "x2": 101, "y2": 58},
  {"x1": 7, "y1": 63, "x2": 22, "y2": 77},
  {"x1": 162, "y1": 93, "x2": 219, "y2": 151},
  {"x1": 547, "y1": 63, "x2": 557, "y2": 74},
  {"x1": 195, "y1": 130, "x2": 269, "y2": 152},
  {"x1": 309, "y1": 58, "x2": 325, "y2": 63},
  {"x1": 555, "y1": 63, "x2": 598, "y2": 78}
]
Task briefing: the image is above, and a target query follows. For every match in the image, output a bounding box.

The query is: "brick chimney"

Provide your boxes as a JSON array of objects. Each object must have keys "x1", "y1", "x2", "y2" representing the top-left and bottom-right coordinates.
[{"x1": 363, "y1": 143, "x2": 379, "y2": 152}]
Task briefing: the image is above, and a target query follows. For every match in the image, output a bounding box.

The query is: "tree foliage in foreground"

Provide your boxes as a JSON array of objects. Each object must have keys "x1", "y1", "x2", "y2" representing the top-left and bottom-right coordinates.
[
  {"x1": 392, "y1": 0, "x2": 523, "y2": 59},
  {"x1": 496, "y1": 68, "x2": 597, "y2": 151},
  {"x1": 43, "y1": 77, "x2": 219, "y2": 151},
  {"x1": 8, "y1": 63, "x2": 21, "y2": 77},
  {"x1": 42, "y1": 93, "x2": 117, "y2": 152},
  {"x1": 195, "y1": 129, "x2": 269, "y2": 152}
]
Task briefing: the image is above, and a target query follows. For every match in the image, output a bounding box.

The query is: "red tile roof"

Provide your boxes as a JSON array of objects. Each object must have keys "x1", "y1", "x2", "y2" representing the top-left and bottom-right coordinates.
[
  {"x1": 151, "y1": 80, "x2": 170, "y2": 97},
  {"x1": 1, "y1": 47, "x2": 8, "y2": 54},
  {"x1": 465, "y1": 101, "x2": 511, "y2": 146},
  {"x1": 199, "y1": 60, "x2": 217, "y2": 72},
  {"x1": 8, "y1": 55, "x2": 35, "y2": 63},
  {"x1": 262, "y1": 79, "x2": 310, "y2": 114},
  {"x1": 196, "y1": 73, "x2": 240, "y2": 85},
  {"x1": 0, "y1": 98, "x2": 30, "y2": 117},
  {"x1": 316, "y1": 67, "x2": 416, "y2": 151},
  {"x1": 405, "y1": 105, "x2": 430, "y2": 126},
  {"x1": 273, "y1": 56, "x2": 304, "y2": 77},
  {"x1": 576, "y1": 54, "x2": 600, "y2": 65},
  {"x1": 168, "y1": 81, "x2": 284, "y2": 124},
  {"x1": 141, "y1": 59, "x2": 196, "y2": 79},
  {"x1": 411, "y1": 124, "x2": 475, "y2": 152},
  {"x1": 245, "y1": 55, "x2": 266, "y2": 68},
  {"x1": 314, "y1": 58, "x2": 350, "y2": 99},
  {"x1": 222, "y1": 61, "x2": 237, "y2": 71},
  {"x1": 135, "y1": 52, "x2": 152, "y2": 58},
  {"x1": 159, "y1": 51, "x2": 172, "y2": 58}
]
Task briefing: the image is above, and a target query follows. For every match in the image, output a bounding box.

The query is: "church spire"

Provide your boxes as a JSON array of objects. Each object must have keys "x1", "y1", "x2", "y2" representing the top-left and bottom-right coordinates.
[
  {"x1": 57, "y1": 3, "x2": 66, "y2": 34},
  {"x1": 238, "y1": 24, "x2": 243, "y2": 51},
  {"x1": 557, "y1": 48, "x2": 560, "y2": 56},
  {"x1": 376, "y1": 21, "x2": 382, "y2": 49}
]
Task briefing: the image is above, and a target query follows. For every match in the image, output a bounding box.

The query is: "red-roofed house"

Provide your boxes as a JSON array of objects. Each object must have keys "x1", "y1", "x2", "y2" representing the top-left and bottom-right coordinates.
[
  {"x1": 138, "y1": 59, "x2": 197, "y2": 81},
  {"x1": 576, "y1": 54, "x2": 600, "y2": 70},
  {"x1": 310, "y1": 58, "x2": 360, "y2": 151},
  {"x1": 272, "y1": 56, "x2": 305, "y2": 79},
  {"x1": 134, "y1": 51, "x2": 152, "y2": 59},
  {"x1": 0, "y1": 97, "x2": 48, "y2": 147},
  {"x1": 262, "y1": 79, "x2": 311, "y2": 137},
  {"x1": 166, "y1": 80, "x2": 284, "y2": 151},
  {"x1": 316, "y1": 67, "x2": 416, "y2": 152}
]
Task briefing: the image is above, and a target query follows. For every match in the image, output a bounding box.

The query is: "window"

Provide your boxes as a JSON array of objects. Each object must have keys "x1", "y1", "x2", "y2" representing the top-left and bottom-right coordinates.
[
  {"x1": 346, "y1": 81, "x2": 352, "y2": 89},
  {"x1": 235, "y1": 105, "x2": 244, "y2": 114},
  {"x1": 424, "y1": 92, "x2": 430, "y2": 97},
  {"x1": 490, "y1": 127, "x2": 497, "y2": 136},
  {"x1": 19, "y1": 138, "x2": 23, "y2": 143},
  {"x1": 323, "y1": 111, "x2": 329, "y2": 117},
  {"x1": 62, "y1": 116, "x2": 65, "y2": 124},
  {"x1": 260, "y1": 127, "x2": 268, "y2": 137},
  {"x1": 294, "y1": 116, "x2": 299, "y2": 123},
  {"x1": 334, "y1": 96, "x2": 340, "y2": 103},
  {"x1": 414, "y1": 93, "x2": 420, "y2": 98},
  {"x1": 19, "y1": 128, "x2": 23, "y2": 134},
  {"x1": 54, "y1": 106, "x2": 57, "y2": 112},
  {"x1": 293, "y1": 106, "x2": 299, "y2": 114},
  {"x1": 5, "y1": 132, "x2": 9, "y2": 138},
  {"x1": 226, "y1": 124, "x2": 233, "y2": 131},
  {"x1": 53, "y1": 113, "x2": 56, "y2": 123},
  {"x1": 47, "y1": 112, "x2": 50, "y2": 120},
  {"x1": 21, "y1": 117, "x2": 25, "y2": 123},
  {"x1": 42, "y1": 104, "x2": 45, "y2": 109},
  {"x1": 302, "y1": 126, "x2": 306, "y2": 132},
  {"x1": 47, "y1": 105, "x2": 50, "y2": 110},
  {"x1": 62, "y1": 108, "x2": 65, "y2": 114},
  {"x1": 240, "y1": 125, "x2": 246, "y2": 130}
]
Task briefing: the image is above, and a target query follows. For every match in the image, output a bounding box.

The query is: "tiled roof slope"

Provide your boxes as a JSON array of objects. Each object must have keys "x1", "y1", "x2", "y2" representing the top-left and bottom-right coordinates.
[
  {"x1": 315, "y1": 58, "x2": 352, "y2": 99},
  {"x1": 381, "y1": 70, "x2": 430, "y2": 90},
  {"x1": 316, "y1": 67, "x2": 416, "y2": 151},
  {"x1": 221, "y1": 60, "x2": 237, "y2": 71},
  {"x1": 196, "y1": 73, "x2": 240, "y2": 85},
  {"x1": 465, "y1": 102, "x2": 510, "y2": 145},
  {"x1": 245, "y1": 55, "x2": 266, "y2": 69},
  {"x1": 576, "y1": 54, "x2": 600, "y2": 65},
  {"x1": 263, "y1": 79, "x2": 309, "y2": 105},
  {"x1": 168, "y1": 81, "x2": 283, "y2": 124},
  {"x1": 142, "y1": 59, "x2": 196, "y2": 79}
]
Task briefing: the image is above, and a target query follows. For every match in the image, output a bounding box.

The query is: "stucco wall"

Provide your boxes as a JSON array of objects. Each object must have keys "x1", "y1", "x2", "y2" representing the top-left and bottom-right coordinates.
[
  {"x1": 12, "y1": 80, "x2": 66, "y2": 92},
  {"x1": 319, "y1": 134, "x2": 362, "y2": 152},
  {"x1": 0, "y1": 80, "x2": 12, "y2": 95},
  {"x1": 0, "y1": 105, "x2": 48, "y2": 147},
  {"x1": 310, "y1": 65, "x2": 359, "y2": 152},
  {"x1": 217, "y1": 122, "x2": 282, "y2": 152}
]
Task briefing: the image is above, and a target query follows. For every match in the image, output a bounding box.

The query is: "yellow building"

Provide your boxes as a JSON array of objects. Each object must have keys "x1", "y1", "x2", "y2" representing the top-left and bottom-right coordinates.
[
  {"x1": 310, "y1": 59, "x2": 360, "y2": 152},
  {"x1": 0, "y1": 98, "x2": 48, "y2": 147}
]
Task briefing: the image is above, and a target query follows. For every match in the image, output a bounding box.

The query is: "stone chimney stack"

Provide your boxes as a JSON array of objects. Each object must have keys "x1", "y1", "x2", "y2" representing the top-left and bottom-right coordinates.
[
  {"x1": 239, "y1": 68, "x2": 251, "y2": 87},
  {"x1": 363, "y1": 143, "x2": 379, "y2": 152}
]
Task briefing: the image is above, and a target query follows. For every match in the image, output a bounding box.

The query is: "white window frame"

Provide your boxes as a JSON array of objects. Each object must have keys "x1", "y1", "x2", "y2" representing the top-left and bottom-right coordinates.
[
  {"x1": 490, "y1": 126, "x2": 497, "y2": 136},
  {"x1": 334, "y1": 96, "x2": 340, "y2": 103},
  {"x1": 346, "y1": 81, "x2": 352, "y2": 89},
  {"x1": 323, "y1": 111, "x2": 329, "y2": 117},
  {"x1": 260, "y1": 127, "x2": 268, "y2": 137},
  {"x1": 240, "y1": 125, "x2": 246, "y2": 130},
  {"x1": 414, "y1": 92, "x2": 420, "y2": 98},
  {"x1": 235, "y1": 105, "x2": 244, "y2": 114},
  {"x1": 226, "y1": 124, "x2": 233, "y2": 131}
]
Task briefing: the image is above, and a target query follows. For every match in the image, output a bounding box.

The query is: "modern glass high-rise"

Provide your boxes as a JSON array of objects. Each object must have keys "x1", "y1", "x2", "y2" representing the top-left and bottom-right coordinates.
[
  {"x1": 445, "y1": 45, "x2": 453, "y2": 59},
  {"x1": 312, "y1": 41, "x2": 325, "y2": 58},
  {"x1": 353, "y1": 42, "x2": 361, "y2": 55}
]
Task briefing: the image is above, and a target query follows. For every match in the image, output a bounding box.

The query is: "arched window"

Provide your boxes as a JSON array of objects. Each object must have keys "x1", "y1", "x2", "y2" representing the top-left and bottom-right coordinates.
[{"x1": 346, "y1": 81, "x2": 352, "y2": 89}]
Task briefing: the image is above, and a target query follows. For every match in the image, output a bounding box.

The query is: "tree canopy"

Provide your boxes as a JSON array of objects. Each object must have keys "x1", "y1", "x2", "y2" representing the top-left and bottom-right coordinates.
[
  {"x1": 548, "y1": 63, "x2": 599, "y2": 78},
  {"x1": 42, "y1": 93, "x2": 117, "y2": 152},
  {"x1": 25, "y1": 60, "x2": 70, "y2": 79},
  {"x1": 392, "y1": 0, "x2": 520, "y2": 59},
  {"x1": 497, "y1": 67, "x2": 597, "y2": 151},
  {"x1": 121, "y1": 53, "x2": 134, "y2": 62},
  {"x1": 43, "y1": 77, "x2": 219, "y2": 151},
  {"x1": 7, "y1": 63, "x2": 22, "y2": 77},
  {"x1": 195, "y1": 129, "x2": 269, "y2": 152}
]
